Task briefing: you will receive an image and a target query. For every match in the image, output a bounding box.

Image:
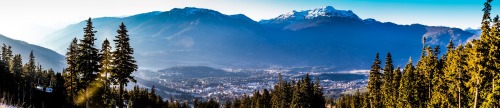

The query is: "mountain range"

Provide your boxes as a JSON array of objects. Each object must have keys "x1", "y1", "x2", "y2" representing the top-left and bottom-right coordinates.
[{"x1": 40, "y1": 6, "x2": 476, "y2": 70}]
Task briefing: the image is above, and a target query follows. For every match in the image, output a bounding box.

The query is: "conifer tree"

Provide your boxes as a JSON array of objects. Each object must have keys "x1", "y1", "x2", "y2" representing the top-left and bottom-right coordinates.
[
  {"x1": 392, "y1": 66, "x2": 402, "y2": 103},
  {"x1": 445, "y1": 44, "x2": 470, "y2": 108},
  {"x1": 271, "y1": 74, "x2": 292, "y2": 108},
  {"x1": 261, "y1": 89, "x2": 271, "y2": 108},
  {"x1": 64, "y1": 38, "x2": 79, "y2": 104},
  {"x1": 301, "y1": 74, "x2": 314, "y2": 107},
  {"x1": 25, "y1": 50, "x2": 36, "y2": 105},
  {"x1": 351, "y1": 89, "x2": 361, "y2": 108},
  {"x1": 397, "y1": 57, "x2": 418, "y2": 108},
  {"x1": 469, "y1": 0, "x2": 494, "y2": 107},
  {"x1": 464, "y1": 42, "x2": 477, "y2": 108},
  {"x1": 312, "y1": 77, "x2": 326, "y2": 108},
  {"x1": 429, "y1": 42, "x2": 452, "y2": 107},
  {"x1": 76, "y1": 18, "x2": 100, "y2": 107},
  {"x1": 99, "y1": 39, "x2": 113, "y2": 107},
  {"x1": 290, "y1": 80, "x2": 303, "y2": 108},
  {"x1": 111, "y1": 22, "x2": 138, "y2": 108},
  {"x1": 382, "y1": 52, "x2": 394, "y2": 107},
  {"x1": 419, "y1": 46, "x2": 439, "y2": 107},
  {"x1": 367, "y1": 53, "x2": 382, "y2": 108},
  {"x1": 11, "y1": 54, "x2": 22, "y2": 102},
  {"x1": 251, "y1": 90, "x2": 261, "y2": 108},
  {"x1": 1, "y1": 44, "x2": 12, "y2": 71},
  {"x1": 484, "y1": 14, "x2": 500, "y2": 107}
]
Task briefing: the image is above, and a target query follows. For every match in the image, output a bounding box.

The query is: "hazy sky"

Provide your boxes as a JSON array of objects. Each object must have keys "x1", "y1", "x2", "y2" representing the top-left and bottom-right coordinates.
[{"x1": 0, "y1": 0, "x2": 496, "y2": 44}]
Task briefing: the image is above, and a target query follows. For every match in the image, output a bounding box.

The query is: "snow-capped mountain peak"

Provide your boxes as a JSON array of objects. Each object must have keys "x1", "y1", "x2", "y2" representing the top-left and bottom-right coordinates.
[
  {"x1": 261, "y1": 6, "x2": 360, "y2": 24},
  {"x1": 281, "y1": 6, "x2": 358, "y2": 19}
]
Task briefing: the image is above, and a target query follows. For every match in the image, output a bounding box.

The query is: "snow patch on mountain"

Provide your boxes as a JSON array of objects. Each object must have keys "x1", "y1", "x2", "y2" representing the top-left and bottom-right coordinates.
[{"x1": 260, "y1": 6, "x2": 360, "y2": 24}]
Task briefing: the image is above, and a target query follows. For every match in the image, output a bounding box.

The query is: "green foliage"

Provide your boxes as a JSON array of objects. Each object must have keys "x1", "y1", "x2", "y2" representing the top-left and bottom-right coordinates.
[
  {"x1": 111, "y1": 22, "x2": 138, "y2": 108},
  {"x1": 397, "y1": 58, "x2": 418, "y2": 108},
  {"x1": 75, "y1": 18, "x2": 100, "y2": 107},
  {"x1": 63, "y1": 38, "x2": 78, "y2": 104},
  {"x1": 367, "y1": 53, "x2": 383, "y2": 108},
  {"x1": 382, "y1": 52, "x2": 395, "y2": 107}
]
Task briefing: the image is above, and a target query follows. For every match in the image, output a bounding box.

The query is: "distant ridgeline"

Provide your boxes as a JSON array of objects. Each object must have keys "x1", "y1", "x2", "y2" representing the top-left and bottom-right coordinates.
[
  {"x1": 43, "y1": 5, "x2": 475, "y2": 71},
  {"x1": 333, "y1": 0, "x2": 500, "y2": 108}
]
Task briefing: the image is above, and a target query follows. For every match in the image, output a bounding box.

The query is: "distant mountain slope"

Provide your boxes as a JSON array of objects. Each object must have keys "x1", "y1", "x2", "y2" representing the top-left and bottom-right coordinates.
[
  {"x1": 0, "y1": 34, "x2": 64, "y2": 71},
  {"x1": 42, "y1": 6, "x2": 474, "y2": 70}
]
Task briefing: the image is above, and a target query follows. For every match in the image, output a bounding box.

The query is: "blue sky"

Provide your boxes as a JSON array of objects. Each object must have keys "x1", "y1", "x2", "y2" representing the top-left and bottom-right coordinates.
[{"x1": 0, "y1": 0, "x2": 494, "y2": 44}]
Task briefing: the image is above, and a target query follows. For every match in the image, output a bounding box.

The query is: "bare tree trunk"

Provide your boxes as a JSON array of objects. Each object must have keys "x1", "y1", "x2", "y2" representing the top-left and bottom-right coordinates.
[
  {"x1": 86, "y1": 88, "x2": 89, "y2": 108},
  {"x1": 459, "y1": 85, "x2": 461, "y2": 108},
  {"x1": 474, "y1": 83, "x2": 479, "y2": 108},
  {"x1": 104, "y1": 71, "x2": 108, "y2": 105},
  {"x1": 119, "y1": 83, "x2": 124, "y2": 108},
  {"x1": 459, "y1": 68, "x2": 462, "y2": 108}
]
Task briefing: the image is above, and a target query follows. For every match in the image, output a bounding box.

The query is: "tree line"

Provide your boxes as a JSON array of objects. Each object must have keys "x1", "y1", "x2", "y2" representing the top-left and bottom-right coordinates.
[
  {"x1": 193, "y1": 74, "x2": 326, "y2": 108},
  {"x1": 0, "y1": 43, "x2": 66, "y2": 107},
  {"x1": 0, "y1": 18, "x2": 194, "y2": 108},
  {"x1": 61, "y1": 18, "x2": 190, "y2": 108},
  {"x1": 333, "y1": 0, "x2": 500, "y2": 108}
]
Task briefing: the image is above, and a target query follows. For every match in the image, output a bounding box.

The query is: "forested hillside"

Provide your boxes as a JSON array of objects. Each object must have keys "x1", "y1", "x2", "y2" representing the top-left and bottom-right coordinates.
[{"x1": 333, "y1": 0, "x2": 500, "y2": 107}]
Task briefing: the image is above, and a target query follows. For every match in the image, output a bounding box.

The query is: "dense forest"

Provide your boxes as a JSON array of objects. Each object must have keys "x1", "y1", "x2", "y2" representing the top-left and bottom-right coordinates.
[{"x1": 333, "y1": 0, "x2": 500, "y2": 108}]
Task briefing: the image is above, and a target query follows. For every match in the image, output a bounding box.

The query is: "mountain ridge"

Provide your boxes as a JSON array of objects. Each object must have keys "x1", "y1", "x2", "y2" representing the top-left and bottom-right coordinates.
[
  {"x1": 41, "y1": 6, "x2": 474, "y2": 70},
  {"x1": 0, "y1": 34, "x2": 65, "y2": 71}
]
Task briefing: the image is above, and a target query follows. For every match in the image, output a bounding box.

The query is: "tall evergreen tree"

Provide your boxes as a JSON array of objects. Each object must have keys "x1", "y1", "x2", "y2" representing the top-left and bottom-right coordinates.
[
  {"x1": 312, "y1": 77, "x2": 326, "y2": 108},
  {"x1": 367, "y1": 53, "x2": 382, "y2": 108},
  {"x1": 271, "y1": 74, "x2": 290, "y2": 108},
  {"x1": 382, "y1": 52, "x2": 395, "y2": 107},
  {"x1": 2, "y1": 44, "x2": 12, "y2": 72},
  {"x1": 484, "y1": 14, "x2": 500, "y2": 107},
  {"x1": 11, "y1": 54, "x2": 22, "y2": 102},
  {"x1": 25, "y1": 50, "x2": 36, "y2": 105},
  {"x1": 392, "y1": 66, "x2": 402, "y2": 104},
  {"x1": 76, "y1": 18, "x2": 100, "y2": 107},
  {"x1": 397, "y1": 57, "x2": 418, "y2": 108},
  {"x1": 290, "y1": 80, "x2": 303, "y2": 108},
  {"x1": 111, "y1": 22, "x2": 138, "y2": 108},
  {"x1": 261, "y1": 89, "x2": 271, "y2": 108},
  {"x1": 469, "y1": 0, "x2": 494, "y2": 107},
  {"x1": 99, "y1": 39, "x2": 113, "y2": 107},
  {"x1": 445, "y1": 44, "x2": 470, "y2": 108},
  {"x1": 419, "y1": 46, "x2": 439, "y2": 107},
  {"x1": 64, "y1": 38, "x2": 79, "y2": 104},
  {"x1": 429, "y1": 42, "x2": 452, "y2": 107},
  {"x1": 251, "y1": 90, "x2": 261, "y2": 108}
]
